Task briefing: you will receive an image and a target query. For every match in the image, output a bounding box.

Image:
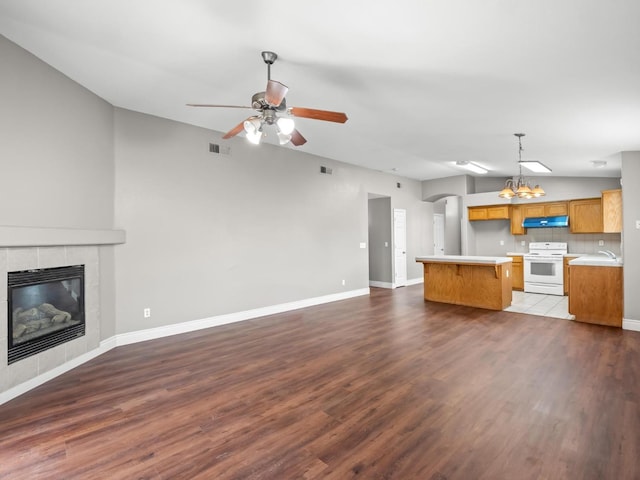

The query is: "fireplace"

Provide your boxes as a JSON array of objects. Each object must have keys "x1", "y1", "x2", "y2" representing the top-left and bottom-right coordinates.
[{"x1": 8, "y1": 265, "x2": 85, "y2": 364}]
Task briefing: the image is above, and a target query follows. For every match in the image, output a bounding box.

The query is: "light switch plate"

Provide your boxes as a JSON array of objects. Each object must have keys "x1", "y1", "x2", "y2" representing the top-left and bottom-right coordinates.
[
  {"x1": 636, "y1": 220, "x2": 640, "y2": 230},
  {"x1": 359, "y1": 242, "x2": 367, "y2": 249}
]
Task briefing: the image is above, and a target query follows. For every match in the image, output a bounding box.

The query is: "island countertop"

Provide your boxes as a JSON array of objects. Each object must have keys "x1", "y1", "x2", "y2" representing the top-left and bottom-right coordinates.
[{"x1": 415, "y1": 255, "x2": 512, "y2": 265}]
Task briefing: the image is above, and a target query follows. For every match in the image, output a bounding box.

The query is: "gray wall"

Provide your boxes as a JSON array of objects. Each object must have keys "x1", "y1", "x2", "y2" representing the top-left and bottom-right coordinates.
[
  {"x1": 113, "y1": 108, "x2": 430, "y2": 334},
  {"x1": 368, "y1": 197, "x2": 392, "y2": 283},
  {"x1": 621, "y1": 152, "x2": 640, "y2": 322},
  {"x1": 444, "y1": 196, "x2": 462, "y2": 255},
  {"x1": 422, "y1": 174, "x2": 473, "y2": 201},
  {"x1": 0, "y1": 35, "x2": 117, "y2": 340},
  {"x1": 0, "y1": 36, "x2": 114, "y2": 228}
]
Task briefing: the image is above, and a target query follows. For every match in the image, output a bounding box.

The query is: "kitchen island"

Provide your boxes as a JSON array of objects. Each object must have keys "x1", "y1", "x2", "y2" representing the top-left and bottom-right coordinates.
[{"x1": 415, "y1": 256, "x2": 513, "y2": 310}]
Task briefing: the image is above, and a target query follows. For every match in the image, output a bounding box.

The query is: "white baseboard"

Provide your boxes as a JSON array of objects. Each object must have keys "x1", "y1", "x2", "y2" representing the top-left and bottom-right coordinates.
[
  {"x1": 370, "y1": 278, "x2": 423, "y2": 289},
  {"x1": 1, "y1": 287, "x2": 370, "y2": 405},
  {"x1": 623, "y1": 318, "x2": 640, "y2": 332},
  {"x1": 0, "y1": 339, "x2": 114, "y2": 406},
  {"x1": 115, "y1": 287, "x2": 370, "y2": 346}
]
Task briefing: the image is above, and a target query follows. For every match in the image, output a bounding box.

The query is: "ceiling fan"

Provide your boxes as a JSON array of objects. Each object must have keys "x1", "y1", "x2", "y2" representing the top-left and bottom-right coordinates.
[{"x1": 187, "y1": 51, "x2": 348, "y2": 147}]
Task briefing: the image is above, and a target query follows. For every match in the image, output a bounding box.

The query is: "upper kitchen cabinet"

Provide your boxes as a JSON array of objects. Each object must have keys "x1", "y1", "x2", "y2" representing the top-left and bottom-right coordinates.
[
  {"x1": 602, "y1": 189, "x2": 622, "y2": 233},
  {"x1": 468, "y1": 205, "x2": 510, "y2": 221},
  {"x1": 522, "y1": 202, "x2": 568, "y2": 218},
  {"x1": 569, "y1": 198, "x2": 603, "y2": 233},
  {"x1": 510, "y1": 205, "x2": 526, "y2": 235}
]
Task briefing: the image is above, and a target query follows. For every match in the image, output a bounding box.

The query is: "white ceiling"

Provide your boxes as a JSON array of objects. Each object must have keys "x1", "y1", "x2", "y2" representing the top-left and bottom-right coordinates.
[{"x1": 1, "y1": 0, "x2": 638, "y2": 181}]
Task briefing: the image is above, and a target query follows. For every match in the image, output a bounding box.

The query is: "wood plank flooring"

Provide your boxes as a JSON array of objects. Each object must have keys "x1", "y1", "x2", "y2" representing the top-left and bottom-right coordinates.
[{"x1": 1, "y1": 285, "x2": 640, "y2": 479}]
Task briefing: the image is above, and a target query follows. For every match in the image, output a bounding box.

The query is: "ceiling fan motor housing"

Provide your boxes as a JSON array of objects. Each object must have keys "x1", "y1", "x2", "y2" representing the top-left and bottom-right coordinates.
[{"x1": 251, "y1": 92, "x2": 287, "y2": 111}]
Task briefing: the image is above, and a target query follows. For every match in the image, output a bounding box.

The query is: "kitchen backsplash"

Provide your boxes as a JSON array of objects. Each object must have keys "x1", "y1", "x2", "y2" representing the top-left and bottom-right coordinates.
[
  {"x1": 470, "y1": 221, "x2": 623, "y2": 257},
  {"x1": 507, "y1": 229, "x2": 622, "y2": 255}
]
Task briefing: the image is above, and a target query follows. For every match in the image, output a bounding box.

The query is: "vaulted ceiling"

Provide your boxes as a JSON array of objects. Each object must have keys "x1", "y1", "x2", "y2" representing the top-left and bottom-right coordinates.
[{"x1": 1, "y1": 0, "x2": 638, "y2": 180}]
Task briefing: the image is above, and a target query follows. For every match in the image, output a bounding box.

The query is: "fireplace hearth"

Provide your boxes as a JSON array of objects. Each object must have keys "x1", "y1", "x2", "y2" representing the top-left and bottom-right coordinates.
[{"x1": 8, "y1": 265, "x2": 85, "y2": 364}]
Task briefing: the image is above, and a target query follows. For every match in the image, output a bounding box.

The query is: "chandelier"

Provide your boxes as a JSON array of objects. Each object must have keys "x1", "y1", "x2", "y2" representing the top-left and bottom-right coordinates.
[{"x1": 498, "y1": 133, "x2": 546, "y2": 199}]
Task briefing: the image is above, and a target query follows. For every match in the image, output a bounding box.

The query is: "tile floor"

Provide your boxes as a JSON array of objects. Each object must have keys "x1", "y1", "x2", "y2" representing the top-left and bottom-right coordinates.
[{"x1": 505, "y1": 291, "x2": 574, "y2": 320}]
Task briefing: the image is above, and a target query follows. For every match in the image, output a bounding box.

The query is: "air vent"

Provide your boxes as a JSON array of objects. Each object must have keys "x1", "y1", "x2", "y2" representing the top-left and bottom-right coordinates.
[
  {"x1": 320, "y1": 166, "x2": 333, "y2": 175},
  {"x1": 209, "y1": 143, "x2": 231, "y2": 155}
]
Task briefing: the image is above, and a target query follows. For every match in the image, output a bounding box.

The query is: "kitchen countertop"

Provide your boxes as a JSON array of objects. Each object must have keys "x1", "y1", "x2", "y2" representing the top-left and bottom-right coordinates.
[
  {"x1": 506, "y1": 252, "x2": 589, "y2": 258},
  {"x1": 416, "y1": 255, "x2": 512, "y2": 265},
  {"x1": 569, "y1": 256, "x2": 623, "y2": 267}
]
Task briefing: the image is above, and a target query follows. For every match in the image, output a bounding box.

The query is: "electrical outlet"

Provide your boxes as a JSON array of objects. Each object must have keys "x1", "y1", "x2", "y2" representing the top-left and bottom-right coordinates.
[
  {"x1": 520, "y1": 241, "x2": 526, "y2": 246},
  {"x1": 598, "y1": 240, "x2": 604, "y2": 246},
  {"x1": 636, "y1": 220, "x2": 640, "y2": 230},
  {"x1": 341, "y1": 279, "x2": 346, "y2": 286},
  {"x1": 499, "y1": 240, "x2": 505, "y2": 246},
  {"x1": 143, "y1": 308, "x2": 151, "y2": 318},
  {"x1": 359, "y1": 242, "x2": 367, "y2": 249}
]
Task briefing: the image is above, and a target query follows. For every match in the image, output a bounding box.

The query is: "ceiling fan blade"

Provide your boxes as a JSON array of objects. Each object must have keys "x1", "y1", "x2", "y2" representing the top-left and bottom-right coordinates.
[
  {"x1": 222, "y1": 119, "x2": 250, "y2": 139},
  {"x1": 290, "y1": 129, "x2": 307, "y2": 146},
  {"x1": 186, "y1": 104, "x2": 253, "y2": 109},
  {"x1": 289, "y1": 107, "x2": 348, "y2": 123},
  {"x1": 265, "y1": 80, "x2": 288, "y2": 107}
]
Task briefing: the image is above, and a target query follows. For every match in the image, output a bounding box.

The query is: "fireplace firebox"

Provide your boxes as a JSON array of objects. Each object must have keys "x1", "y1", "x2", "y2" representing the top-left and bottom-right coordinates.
[{"x1": 8, "y1": 265, "x2": 85, "y2": 364}]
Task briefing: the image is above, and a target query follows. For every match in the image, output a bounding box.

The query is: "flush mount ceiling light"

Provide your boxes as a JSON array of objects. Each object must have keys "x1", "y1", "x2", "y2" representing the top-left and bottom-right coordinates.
[
  {"x1": 455, "y1": 160, "x2": 489, "y2": 175},
  {"x1": 498, "y1": 133, "x2": 547, "y2": 200},
  {"x1": 519, "y1": 160, "x2": 552, "y2": 173}
]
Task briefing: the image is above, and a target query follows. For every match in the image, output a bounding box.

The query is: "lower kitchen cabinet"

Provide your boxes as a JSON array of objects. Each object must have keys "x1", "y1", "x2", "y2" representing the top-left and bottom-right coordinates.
[
  {"x1": 569, "y1": 265, "x2": 623, "y2": 327},
  {"x1": 563, "y1": 256, "x2": 580, "y2": 295},
  {"x1": 509, "y1": 255, "x2": 524, "y2": 290}
]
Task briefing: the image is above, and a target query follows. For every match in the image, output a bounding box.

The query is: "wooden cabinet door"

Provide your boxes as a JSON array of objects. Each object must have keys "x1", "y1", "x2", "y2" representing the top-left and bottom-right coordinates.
[
  {"x1": 602, "y1": 189, "x2": 622, "y2": 233},
  {"x1": 510, "y1": 205, "x2": 526, "y2": 235},
  {"x1": 487, "y1": 205, "x2": 510, "y2": 220},
  {"x1": 545, "y1": 202, "x2": 568, "y2": 216},
  {"x1": 523, "y1": 204, "x2": 545, "y2": 218},
  {"x1": 563, "y1": 256, "x2": 579, "y2": 295},
  {"x1": 509, "y1": 256, "x2": 524, "y2": 290},
  {"x1": 569, "y1": 198, "x2": 603, "y2": 233},
  {"x1": 468, "y1": 207, "x2": 487, "y2": 221}
]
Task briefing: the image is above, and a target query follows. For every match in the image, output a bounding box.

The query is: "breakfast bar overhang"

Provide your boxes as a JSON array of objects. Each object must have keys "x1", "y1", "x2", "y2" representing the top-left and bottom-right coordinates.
[{"x1": 415, "y1": 256, "x2": 513, "y2": 311}]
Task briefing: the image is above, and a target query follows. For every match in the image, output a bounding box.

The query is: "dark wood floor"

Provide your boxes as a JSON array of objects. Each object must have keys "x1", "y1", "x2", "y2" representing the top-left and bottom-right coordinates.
[{"x1": 1, "y1": 285, "x2": 640, "y2": 479}]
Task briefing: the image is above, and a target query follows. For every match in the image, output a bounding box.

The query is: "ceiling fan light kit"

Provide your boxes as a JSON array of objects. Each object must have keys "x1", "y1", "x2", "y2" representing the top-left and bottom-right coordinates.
[
  {"x1": 187, "y1": 51, "x2": 348, "y2": 147},
  {"x1": 498, "y1": 133, "x2": 549, "y2": 200}
]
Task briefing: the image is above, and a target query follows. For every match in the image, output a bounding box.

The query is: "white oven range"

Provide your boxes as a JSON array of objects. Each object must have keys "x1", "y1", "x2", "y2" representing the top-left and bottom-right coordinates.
[{"x1": 523, "y1": 242, "x2": 568, "y2": 296}]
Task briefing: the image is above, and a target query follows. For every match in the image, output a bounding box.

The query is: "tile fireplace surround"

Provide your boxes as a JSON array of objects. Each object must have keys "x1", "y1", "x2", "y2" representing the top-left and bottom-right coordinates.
[{"x1": 0, "y1": 226, "x2": 124, "y2": 403}]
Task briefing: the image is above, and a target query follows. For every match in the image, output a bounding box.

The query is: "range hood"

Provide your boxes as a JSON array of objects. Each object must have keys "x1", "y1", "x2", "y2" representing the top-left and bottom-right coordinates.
[{"x1": 522, "y1": 215, "x2": 569, "y2": 228}]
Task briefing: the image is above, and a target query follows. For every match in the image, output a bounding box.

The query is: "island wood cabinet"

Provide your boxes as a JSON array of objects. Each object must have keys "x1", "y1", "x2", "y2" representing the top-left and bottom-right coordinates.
[
  {"x1": 508, "y1": 255, "x2": 524, "y2": 290},
  {"x1": 417, "y1": 258, "x2": 512, "y2": 310},
  {"x1": 468, "y1": 205, "x2": 510, "y2": 221},
  {"x1": 602, "y1": 189, "x2": 622, "y2": 233},
  {"x1": 569, "y1": 198, "x2": 603, "y2": 233}
]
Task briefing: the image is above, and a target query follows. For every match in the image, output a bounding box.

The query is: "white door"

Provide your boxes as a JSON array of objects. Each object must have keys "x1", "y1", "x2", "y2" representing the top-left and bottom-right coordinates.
[
  {"x1": 433, "y1": 214, "x2": 445, "y2": 255},
  {"x1": 393, "y1": 208, "x2": 407, "y2": 287}
]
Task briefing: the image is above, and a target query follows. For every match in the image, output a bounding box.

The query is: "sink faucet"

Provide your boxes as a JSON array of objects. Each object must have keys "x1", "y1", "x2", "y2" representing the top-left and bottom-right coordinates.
[{"x1": 598, "y1": 250, "x2": 616, "y2": 259}]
